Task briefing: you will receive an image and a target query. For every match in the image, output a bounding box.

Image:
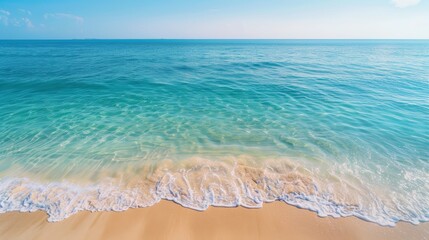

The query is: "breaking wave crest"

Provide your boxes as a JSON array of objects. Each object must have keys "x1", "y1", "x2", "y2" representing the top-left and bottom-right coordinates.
[{"x1": 1, "y1": 158, "x2": 428, "y2": 226}]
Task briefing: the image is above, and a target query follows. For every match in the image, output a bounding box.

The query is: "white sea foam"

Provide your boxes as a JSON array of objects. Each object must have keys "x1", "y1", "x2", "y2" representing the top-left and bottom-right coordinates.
[{"x1": 1, "y1": 159, "x2": 428, "y2": 226}]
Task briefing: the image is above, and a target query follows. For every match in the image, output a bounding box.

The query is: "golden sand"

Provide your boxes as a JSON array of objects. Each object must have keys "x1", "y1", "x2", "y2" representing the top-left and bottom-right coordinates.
[{"x1": 0, "y1": 200, "x2": 428, "y2": 240}]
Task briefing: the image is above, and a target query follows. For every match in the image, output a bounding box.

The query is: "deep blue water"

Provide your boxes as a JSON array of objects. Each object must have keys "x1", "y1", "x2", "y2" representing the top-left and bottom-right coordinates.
[{"x1": 0, "y1": 40, "x2": 428, "y2": 224}]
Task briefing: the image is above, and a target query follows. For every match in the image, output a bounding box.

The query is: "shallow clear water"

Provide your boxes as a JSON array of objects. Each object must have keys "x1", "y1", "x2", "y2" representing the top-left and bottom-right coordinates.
[{"x1": 0, "y1": 40, "x2": 428, "y2": 225}]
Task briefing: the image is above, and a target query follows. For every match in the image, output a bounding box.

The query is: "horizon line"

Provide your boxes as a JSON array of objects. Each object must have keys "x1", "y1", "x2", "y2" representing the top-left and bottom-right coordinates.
[{"x1": 1, "y1": 38, "x2": 429, "y2": 41}]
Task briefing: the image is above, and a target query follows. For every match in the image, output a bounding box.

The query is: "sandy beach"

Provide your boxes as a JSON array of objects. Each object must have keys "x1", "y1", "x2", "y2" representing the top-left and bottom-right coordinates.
[{"x1": 1, "y1": 200, "x2": 428, "y2": 240}]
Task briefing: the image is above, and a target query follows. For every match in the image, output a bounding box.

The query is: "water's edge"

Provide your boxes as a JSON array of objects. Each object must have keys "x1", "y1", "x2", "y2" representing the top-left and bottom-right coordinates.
[{"x1": 1, "y1": 159, "x2": 427, "y2": 226}]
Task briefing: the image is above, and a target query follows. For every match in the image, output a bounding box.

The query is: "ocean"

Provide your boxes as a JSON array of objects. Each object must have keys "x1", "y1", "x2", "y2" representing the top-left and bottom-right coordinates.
[{"x1": 0, "y1": 40, "x2": 428, "y2": 225}]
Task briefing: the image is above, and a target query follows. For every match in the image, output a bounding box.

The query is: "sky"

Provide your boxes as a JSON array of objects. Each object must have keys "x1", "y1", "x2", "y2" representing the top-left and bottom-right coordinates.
[{"x1": 0, "y1": 0, "x2": 428, "y2": 39}]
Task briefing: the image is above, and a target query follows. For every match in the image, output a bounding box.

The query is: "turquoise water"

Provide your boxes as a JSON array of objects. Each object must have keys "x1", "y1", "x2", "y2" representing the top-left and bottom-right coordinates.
[{"x1": 0, "y1": 40, "x2": 428, "y2": 225}]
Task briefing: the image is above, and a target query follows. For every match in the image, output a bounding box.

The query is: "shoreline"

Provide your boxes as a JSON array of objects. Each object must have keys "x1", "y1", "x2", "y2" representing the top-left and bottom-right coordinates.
[{"x1": 1, "y1": 200, "x2": 428, "y2": 240}]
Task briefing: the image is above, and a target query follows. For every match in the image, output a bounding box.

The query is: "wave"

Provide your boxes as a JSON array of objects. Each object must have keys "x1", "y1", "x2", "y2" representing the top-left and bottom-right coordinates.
[{"x1": 1, "y1": 158, "x2": 427, "y2": 226}]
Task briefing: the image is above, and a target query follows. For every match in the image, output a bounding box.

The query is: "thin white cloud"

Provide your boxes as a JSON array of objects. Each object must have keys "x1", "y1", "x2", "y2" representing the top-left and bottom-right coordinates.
[
  {"x1": 44, "y1": 13, "x2": 84, "y2": 24},
  {"x1": 392, "y1": 0, "x2": 421, "y2": 7},
  {"x1": 0, "y1": 10, "x2": 10, "y2": 16},
  {"x1": 0, "y1": 10, "x2": 34, "y2": 28},
  {"x1": 19, "y1": 9, "x2": 32, "y2": 15},
  {"x1": 21, "y1": 17, "x2": 34, "y2": 28},
  {"x1": 0, "y1": 9, "x2": 10, "y2": 26}
]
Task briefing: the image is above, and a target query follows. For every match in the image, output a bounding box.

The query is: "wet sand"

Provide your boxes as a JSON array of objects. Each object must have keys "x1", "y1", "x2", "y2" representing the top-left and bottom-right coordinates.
[{"x1": 0, "y1": 200, "x2": 428, "y2": 240}]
